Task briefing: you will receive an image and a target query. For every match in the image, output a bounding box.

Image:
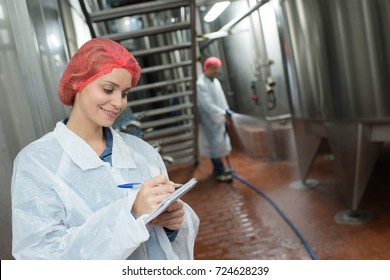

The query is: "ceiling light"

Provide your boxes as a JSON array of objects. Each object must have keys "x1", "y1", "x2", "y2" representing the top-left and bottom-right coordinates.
[{"x1": 203, "y1": 1, "x2": 231, "y2": 23}]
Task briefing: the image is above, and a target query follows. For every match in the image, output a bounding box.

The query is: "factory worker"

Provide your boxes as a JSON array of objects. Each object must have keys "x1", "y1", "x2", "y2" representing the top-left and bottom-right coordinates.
[
  {"x1": 11, "y1": 38, "x2": 199, "y2": 260},
  {"x1": 196, "y1": 57, "x2": 233, "y2": 183}
]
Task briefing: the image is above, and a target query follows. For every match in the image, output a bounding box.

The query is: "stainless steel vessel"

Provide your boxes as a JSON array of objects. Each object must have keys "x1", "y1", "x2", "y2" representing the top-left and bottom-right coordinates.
[
  {"x1": 283, "y1": 0, "x2": 390, "y2": 121},
  {"x1": 276, "y1": 0, "x2": 390, "y2": 221}
]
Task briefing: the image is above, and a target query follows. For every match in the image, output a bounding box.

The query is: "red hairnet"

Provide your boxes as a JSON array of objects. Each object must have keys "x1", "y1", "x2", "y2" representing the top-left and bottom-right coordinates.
[
  {"x1": 203, "y1": 56, "x2": 222, "y2": 71},
  {"x1": 58, "y1": 38, "x2": 141, "y2": 106}
]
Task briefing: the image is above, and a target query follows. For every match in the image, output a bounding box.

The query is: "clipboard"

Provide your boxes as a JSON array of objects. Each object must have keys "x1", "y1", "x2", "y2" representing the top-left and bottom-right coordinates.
[{"x1": 143, "y1": 177, "x2": 197, "y2": 224}]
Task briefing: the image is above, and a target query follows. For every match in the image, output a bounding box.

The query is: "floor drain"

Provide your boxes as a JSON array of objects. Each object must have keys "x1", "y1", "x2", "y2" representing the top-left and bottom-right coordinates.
[
  {"x1": 334, "y1": 209, "x2": 374, "y2": 225},
  {"x1": 289, "y1": 179, "x2": 319, "y2": 190}
]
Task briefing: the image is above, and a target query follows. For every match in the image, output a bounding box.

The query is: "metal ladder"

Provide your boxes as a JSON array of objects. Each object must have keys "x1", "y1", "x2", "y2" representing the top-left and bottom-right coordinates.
[{"x1": 78, "y1": 0, "x2": 198, "y2": 166}]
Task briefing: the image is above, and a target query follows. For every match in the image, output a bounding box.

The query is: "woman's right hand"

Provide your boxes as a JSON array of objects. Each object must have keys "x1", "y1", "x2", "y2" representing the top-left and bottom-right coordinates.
[{"x1": 131, "y1": 175, "x2": 175, "y2": 218}]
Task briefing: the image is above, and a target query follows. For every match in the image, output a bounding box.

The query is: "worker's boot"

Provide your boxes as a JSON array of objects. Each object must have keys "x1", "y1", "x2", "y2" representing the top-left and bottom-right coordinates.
[{"x1": 215, "y1": 173, "x2": 233, "y2": 183}]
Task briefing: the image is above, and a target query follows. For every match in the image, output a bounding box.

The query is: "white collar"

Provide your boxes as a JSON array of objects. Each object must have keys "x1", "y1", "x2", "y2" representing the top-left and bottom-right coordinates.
[{"x1": 54, "y1": 122, "x2": 137, "y2": 171}]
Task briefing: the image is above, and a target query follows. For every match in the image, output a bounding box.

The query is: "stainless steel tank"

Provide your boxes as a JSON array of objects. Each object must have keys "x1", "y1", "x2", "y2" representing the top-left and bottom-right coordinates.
[
  {"x1": 275, "y1": 0, "x2": 390, "y2": 222},
  {"x1": 283, "y1": 0, "x2": 390, "y2": 120}
]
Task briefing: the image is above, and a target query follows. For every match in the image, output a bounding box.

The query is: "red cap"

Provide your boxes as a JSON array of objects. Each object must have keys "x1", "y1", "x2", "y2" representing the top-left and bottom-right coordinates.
[{"x1": 203, "y1": 56, "x2": 222, "y2": 71}]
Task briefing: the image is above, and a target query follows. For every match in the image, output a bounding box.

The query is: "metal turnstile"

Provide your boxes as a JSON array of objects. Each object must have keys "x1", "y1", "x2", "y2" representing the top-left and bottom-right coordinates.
[{"x1": 79, "y1": 0, "x2": 198, "y2": 166}]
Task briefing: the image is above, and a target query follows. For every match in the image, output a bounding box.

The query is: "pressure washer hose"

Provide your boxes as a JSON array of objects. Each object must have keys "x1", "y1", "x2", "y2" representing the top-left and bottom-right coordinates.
[{"x1": 226, "y1": 156, "x2": 318, "y2": 260}]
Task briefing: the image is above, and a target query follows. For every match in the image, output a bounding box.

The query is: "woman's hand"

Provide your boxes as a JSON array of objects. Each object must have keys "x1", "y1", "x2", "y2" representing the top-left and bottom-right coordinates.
[
  {"x1": 149, "y1": 200, "x2": 184, "y2": 230},
  {"x1": 131, "y1": 175, "x2": 175, "y2": 218}
]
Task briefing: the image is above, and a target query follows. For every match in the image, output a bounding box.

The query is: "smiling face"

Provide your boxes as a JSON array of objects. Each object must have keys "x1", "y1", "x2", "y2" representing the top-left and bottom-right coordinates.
[{"x1": 71, "y1": 68, "x2": 133, "y2": 129}]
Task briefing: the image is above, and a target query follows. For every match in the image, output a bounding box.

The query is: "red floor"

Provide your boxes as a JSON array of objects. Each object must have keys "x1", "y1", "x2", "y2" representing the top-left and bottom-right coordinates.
[{"x1": 168, "y1": 143, "x2": 390, "y2": 260}]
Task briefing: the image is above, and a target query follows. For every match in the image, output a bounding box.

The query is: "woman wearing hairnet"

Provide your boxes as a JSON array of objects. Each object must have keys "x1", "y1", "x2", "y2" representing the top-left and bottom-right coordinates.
[
  {"x1": 11, "y1": 38, "x2": 199, "y2": 259},
  {"x1": 197, "y1": 57, "x2": 233, "y2": 183}
]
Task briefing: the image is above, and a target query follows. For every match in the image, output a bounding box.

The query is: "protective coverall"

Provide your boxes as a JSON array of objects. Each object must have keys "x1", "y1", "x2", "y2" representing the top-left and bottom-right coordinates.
[
  {"x1": 11, "y1": 122, "x2": 199, "y2": 259},
  {"x1": 196, "y1": 73, "x2": 232, "y2": 158}
]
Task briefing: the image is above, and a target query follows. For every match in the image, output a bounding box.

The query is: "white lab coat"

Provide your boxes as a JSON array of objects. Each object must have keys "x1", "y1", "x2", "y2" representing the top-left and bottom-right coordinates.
[
  {"x1": 11, "y1": 122, "x2": 199, "y2": 260},
  {"x1": 196, "y1": 74, "x2": 232, "y2": 158}
]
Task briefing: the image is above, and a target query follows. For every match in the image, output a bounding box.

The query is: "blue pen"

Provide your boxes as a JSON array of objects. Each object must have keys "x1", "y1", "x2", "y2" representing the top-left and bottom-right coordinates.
[
  {"x1": 117, "y1": 182, "x2": 183, "y2": 189},
  {"x1": 117, "y1": 183, "x2": 142, "y2": 189}
]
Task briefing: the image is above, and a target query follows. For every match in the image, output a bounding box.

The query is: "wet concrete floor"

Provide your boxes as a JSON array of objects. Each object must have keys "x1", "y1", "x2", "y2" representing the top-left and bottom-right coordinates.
[{"x1": 168, "y1": 143, "x2": 390, "y2": 260}]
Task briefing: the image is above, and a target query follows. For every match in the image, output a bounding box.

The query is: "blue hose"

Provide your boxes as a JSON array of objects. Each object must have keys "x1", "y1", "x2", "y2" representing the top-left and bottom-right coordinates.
[{"x1": 226, "y1": 156, "x2": 318, "y2": 260}]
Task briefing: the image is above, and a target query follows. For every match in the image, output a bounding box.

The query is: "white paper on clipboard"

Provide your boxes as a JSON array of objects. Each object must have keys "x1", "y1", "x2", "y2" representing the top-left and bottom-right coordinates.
[{"x1": 143, "y1": 178, "x2": 197, "y2": 224}]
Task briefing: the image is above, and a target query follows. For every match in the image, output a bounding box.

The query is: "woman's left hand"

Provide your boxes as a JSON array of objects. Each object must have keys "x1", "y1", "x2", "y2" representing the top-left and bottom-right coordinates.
[{"x1": 149, "y1": 200, "x2": 184, "y2": 230}]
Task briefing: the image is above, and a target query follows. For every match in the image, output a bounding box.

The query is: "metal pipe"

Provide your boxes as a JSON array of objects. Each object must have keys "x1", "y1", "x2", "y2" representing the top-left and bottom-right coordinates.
[
  {"x1": 143, "y1": 123, "x2": 193, "y2": 138},
  {"x1": 129, "y1": 77, "x2": 193, "y2": 93},
  {"x1": 131, "y1": 42, "x2": 191, "y2": 57},
  {"x1": 154, "y1": 132, "x2": 194, "y2": 145},
  {"x1": 265, "y1": 113, "x2": 292, "y2": 122},
  {"x1": 127, "y1": 91, "x2": 193, "y2": 106},
  {"x1": 220, "y1": 0, "x2": 271, "y2": 32},
  {"x1": 162, "y1": 141, "x2": 194, "y2": 153},
  {"x1": 189, "y1": 0, "x2": 199, "y2": 163},
  {"x1": 198, "y1": 0, "x2": 271, "y2": 41},
  {"x1": 78, "y1": 0, "x2": 96, "y2": 37},
  {"x1": 105, "y1": 22, "x2": 191, "y2": 41},
  {"x1": 141, "y1": 60, "x2": 192, "y2": 74},
  {"x1": 89, "y1": 0, "x2": 191, "y2": 22},
  {"x1": 135, "y1": 103, "x2": 193, "y2": 118},
  {"x1": 141, "y1": 115, "x2": 194, "y2": 129}
]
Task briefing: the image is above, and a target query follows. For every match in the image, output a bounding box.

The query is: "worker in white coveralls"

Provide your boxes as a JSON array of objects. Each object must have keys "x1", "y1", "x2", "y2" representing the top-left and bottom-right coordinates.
[
  {"x1": 196, "y1": 56, "x2": 234, "y2": 183},
  {"x1": 11, "y1": 38, "x2": 199, "y2": 260}
]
